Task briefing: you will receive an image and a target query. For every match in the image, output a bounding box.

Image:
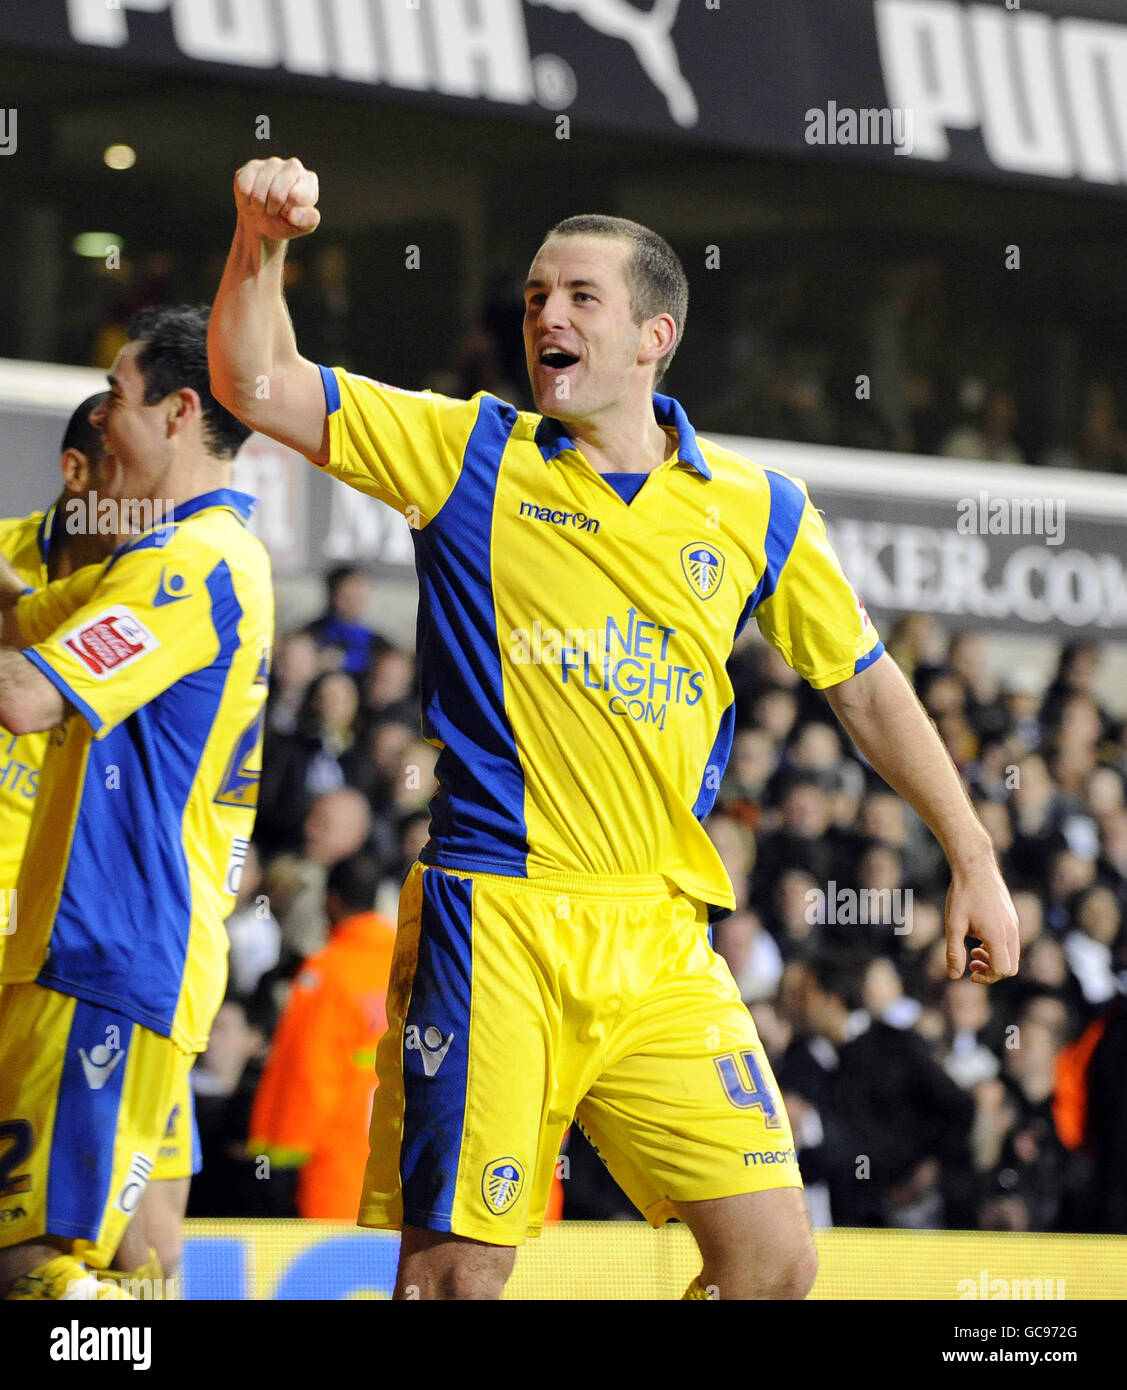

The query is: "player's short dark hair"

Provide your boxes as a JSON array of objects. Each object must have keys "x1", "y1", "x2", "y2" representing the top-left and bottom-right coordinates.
[
  {"x1": 61, "y1": 392, "x2": 107, "y2": 465},
  {"x1": 126, "y1": 304, "x2": 252, "y2": 461},
  {"x1": 326, "y1": 852, "x2": 381, "y2": 916},
  {"x1": 546, "y1": 214, "x2": 688, "y2": 384}
]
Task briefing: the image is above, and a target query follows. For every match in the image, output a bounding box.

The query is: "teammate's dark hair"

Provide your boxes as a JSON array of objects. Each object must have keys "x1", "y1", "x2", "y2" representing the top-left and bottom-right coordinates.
[
  {"x1": 546, "y1": 214, "x2": 688, "y2": 384},
  {"x1": 126, "y1": 304, "x2": 252, "y2": 460},
  {"x1": 61, "y1": 392, "x2": 107, "y2": 465},
  {"x1": 326, "y1": 853, "x2": 381, "y2": 916}
]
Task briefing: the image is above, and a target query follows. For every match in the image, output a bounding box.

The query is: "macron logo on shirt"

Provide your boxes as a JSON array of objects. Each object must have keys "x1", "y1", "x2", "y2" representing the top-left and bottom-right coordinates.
[
  {"x1": 61, "y1": 606, "x2": 160, "y2": 679},
  {"x1": 519, "y1": 501, "x2": 601, "y2": 534}
]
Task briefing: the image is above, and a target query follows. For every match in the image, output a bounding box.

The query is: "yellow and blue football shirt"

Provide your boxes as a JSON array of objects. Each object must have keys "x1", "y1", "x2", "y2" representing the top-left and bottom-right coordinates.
[
  {"x1": 0, "y1": 510, "x2": 54, "y2": 898},
  {"x1": 0, "y1": 490, "x2": 273, "y2": 1053},
  {"x1": 315, "y1": 370, "x2": 882, "y2": 915}
]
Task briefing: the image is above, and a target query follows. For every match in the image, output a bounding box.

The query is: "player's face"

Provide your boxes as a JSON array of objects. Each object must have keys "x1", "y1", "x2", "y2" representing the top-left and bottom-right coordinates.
[
  {"x1": 523, "y1": 235, "x2": 644, "y2": 421},
  {"x1": 89, "y1": 342, "x2": 173, "y2": 502}
]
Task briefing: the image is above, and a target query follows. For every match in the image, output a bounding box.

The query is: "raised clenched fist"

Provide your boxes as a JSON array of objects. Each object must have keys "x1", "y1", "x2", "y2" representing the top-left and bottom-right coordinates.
[{"x1": 234, "y1": 156, "x2": 321, "y2": 242}]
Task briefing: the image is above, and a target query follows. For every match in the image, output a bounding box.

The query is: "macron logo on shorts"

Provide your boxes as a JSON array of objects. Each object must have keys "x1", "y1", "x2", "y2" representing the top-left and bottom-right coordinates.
[
  {"x1": 61, "y1": 606, "x2": 160, "y2": 679},
  {"x1": 405, "y1": 1024, "x2": 454, "y2": 1077}
]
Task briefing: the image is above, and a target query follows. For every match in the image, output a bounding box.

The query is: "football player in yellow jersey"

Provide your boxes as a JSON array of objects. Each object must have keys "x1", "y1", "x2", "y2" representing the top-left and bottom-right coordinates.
[
  {"x1": 0, "y1": 395, "x2": 201, "y2": 1299},
  {"x1": 0, "y1": 305, "x2": 272, "y2": 1300},
  {"x1": 211, "y1": 158, "x2": 1019, "y2": 1301},
  {"x1": 0, "y1": 394, "x2": 112, "y2": 910}
]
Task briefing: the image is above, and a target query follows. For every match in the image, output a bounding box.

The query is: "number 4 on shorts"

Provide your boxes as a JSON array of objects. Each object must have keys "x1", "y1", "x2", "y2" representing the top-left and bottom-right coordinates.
[{"x1": 714, "y1": 1051, "x2": 782, "y2": 1128}]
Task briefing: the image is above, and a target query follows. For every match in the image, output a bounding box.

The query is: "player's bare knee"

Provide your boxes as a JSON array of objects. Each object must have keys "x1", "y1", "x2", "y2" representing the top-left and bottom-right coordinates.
[
  {"x1": 437, "y1": 1264, "x2": 509, "y2": 1301},
  {"x1": 397, "y1": 1261, "x2": 510, "y2": 1301},
  {"x1": 153, "y1": 1237, "x2": 182, "y2": 1281},
  {"x1": 397, "y1": 1230, "x2": 514, "y2": 1301},
  {"x1": 706, "y1": 1234, "x2": 817, "y2": 1300},
  {"x1": 768, "y1": 1238, "x2": 818, "y2": 1300}
]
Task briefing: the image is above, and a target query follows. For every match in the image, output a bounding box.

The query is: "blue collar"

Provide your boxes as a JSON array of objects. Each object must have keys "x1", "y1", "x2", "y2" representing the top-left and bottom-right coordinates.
[
  {"x1": 170, "y1": 488, "x2": 258, "y2": 525},
  {"x1": 36, "y1": 504, "x2": 57, "y2": 566},
  {"x1": 105, "y1": 488, "x2": 258, "y2": 570},
  {"x1": 534, "y1": 393, "x2": 711, "y2": 479}
]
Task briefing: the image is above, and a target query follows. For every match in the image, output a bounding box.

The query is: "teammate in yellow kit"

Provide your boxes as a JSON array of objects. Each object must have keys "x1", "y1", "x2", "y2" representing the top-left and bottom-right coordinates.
[
  {"x1": 211, "y1": 158, "x2": 1019, "y2": 1300},
  {"x1": 0, "y1": 394, "x2": 184, "y2": 1289},
  {"x1": 0, "y1": 397, "x2": 203, "y2": 1297},
  {"x1": 0, "y1": 396, "x2": 111, "y2": 905},
  {"x1": 0, "y1": 306, "x2": 272, "y2": 1300}
]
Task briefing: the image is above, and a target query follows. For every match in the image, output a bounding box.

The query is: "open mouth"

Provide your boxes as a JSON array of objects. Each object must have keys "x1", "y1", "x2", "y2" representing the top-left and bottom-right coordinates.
[{"x1": 539, "y1": 349, "x2": 580, "y2": 370}]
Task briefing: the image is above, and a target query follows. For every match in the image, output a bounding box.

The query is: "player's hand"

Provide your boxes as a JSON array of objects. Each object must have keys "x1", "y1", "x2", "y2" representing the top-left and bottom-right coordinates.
[
  {"x1": 234, "y1": 156, "x2": 321, "y2": 242},
  {"x1": 0, "y1": 551, "x2": 25, "y2": 609},
  {"x1": 0, "y1": 554, "x2": 28, "y2": 648},
  {"x1": 944, "y1": 858, "x2": 1019, "y2": 985}
]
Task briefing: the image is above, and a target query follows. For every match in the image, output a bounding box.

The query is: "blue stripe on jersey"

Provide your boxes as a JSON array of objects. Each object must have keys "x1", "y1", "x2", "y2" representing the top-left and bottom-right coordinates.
[
  {"x1": 319, "y1": 364, "x2": 342, "y2": 415},
  {"x1": 400, "y1": 869, "x2": 474, "y2": 1230},
  {"x1": 415, "y1": 396, "x2": 529, "y2": 875},
  {"x1": 700, "y1": 476, "x2": 807, "y2": 826},
  {"x1": 692, "y1": 701, "x2": 736, "y2": 821},
  {"x1": 854, "y1": 640, "x2": 885, "y2": 676},
  {"x1": 23, "y1": 650, "x2": 105, "y2": 734},
  {"x1": 37, "y1": 561, "x2": 244, "y2": 1037},
  {"x1": 748, "y1": 471, "x2": 806, "y2": 613},
  {"x1": 46, "y1": 1000, "x2": 133, "y2": 1239}
]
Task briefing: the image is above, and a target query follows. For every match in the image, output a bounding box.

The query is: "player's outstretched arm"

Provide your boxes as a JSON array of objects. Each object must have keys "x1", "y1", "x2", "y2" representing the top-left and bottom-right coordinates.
[
  {"x1": 209, "y1": 156, "x2": 329, "y2": 464},
  {"x1": 825, "y1": 652, "x2": 1019, "y2": 985}
]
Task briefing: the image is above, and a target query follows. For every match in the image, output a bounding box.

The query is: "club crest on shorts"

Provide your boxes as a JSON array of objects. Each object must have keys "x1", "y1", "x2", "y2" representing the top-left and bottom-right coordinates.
[
  {"x1": 681, "y1": 543, "x2": 725, "y2": 599},
  {"x1": 482, "y1": 1157, "x2": 525, "y2": 1215}
]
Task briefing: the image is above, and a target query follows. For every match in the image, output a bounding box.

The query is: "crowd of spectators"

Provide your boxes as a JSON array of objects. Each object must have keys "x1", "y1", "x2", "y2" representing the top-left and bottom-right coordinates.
[
  {"x1": 711, "y1": 623, "x2": 1127, "y2": 1235},
  {"x1": 191, "y1": 564, "x2": 1127, "y2": 1234}
]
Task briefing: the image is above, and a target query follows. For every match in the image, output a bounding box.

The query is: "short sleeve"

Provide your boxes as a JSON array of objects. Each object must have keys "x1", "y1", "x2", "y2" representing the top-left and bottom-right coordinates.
[
  {"x1": 15, "y1": 563, "x2": 107, "y2": 646},
  {"x1": 316, "y1": 365, "x2": 483, "y2": 523},
  {"x1": 24, "y1": 540, "x2": 224, "y2": 738},
  {"x1": 753, "y1": 476, "x2": 883, "y2": 690}
]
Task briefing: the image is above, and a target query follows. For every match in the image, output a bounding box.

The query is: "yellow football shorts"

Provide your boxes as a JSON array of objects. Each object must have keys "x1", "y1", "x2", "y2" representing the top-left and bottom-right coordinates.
[
  {"x1": 151, "y1": 1070, "x2": 200, "y2": 1182},
  {"x1": 0, "y1": 982, "x2": 195, "y2": 1268},
  {"x1": 359, "y1": 862, "x2": 800, "y2": 1246}
]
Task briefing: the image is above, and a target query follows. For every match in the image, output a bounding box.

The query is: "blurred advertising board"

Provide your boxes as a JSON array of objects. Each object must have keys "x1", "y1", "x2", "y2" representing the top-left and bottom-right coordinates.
[
  {"x1": 0, "y1": 2, "x2": 1125, "y2": 197},
  {"x1": 179, "y1": 1219, "x2": 1127, "y2": 1299}
]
